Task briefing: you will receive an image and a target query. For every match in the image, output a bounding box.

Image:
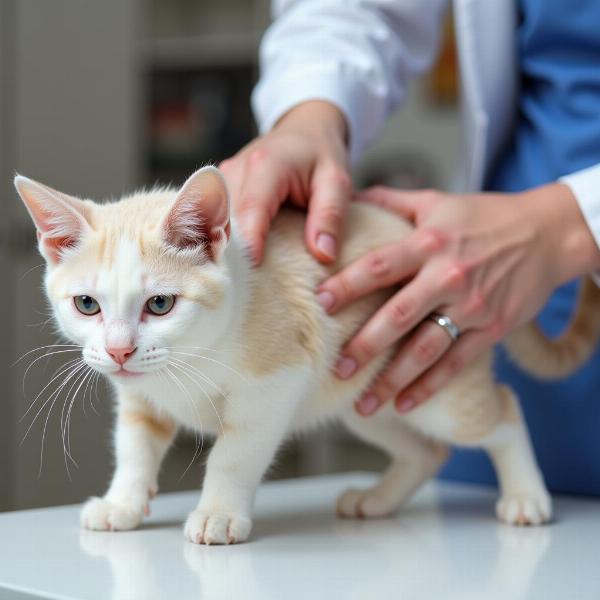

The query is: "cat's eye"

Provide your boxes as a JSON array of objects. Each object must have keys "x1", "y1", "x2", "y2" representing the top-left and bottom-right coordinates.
[
  {"x1": 145, "y1": 295, "x2": 175, "y2": 316},
  {"x1": 74, "y1": 295, "x2": 100, "y2": 316}
]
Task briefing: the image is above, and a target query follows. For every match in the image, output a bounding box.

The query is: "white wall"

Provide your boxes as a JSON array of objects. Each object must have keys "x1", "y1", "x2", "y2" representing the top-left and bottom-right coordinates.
[{"x1": 2, "y1": 0, "x2": 141, "y2": 510}]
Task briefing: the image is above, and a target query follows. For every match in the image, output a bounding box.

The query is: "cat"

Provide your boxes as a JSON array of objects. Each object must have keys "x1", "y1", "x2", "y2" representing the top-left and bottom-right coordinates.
[{"x1": 14, "y1": 166, "x2": 600, "y2": 545}]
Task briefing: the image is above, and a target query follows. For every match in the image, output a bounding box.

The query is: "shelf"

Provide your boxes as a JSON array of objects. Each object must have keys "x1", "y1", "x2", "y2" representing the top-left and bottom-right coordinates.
[{"x1": 141, "y1": 32, "x2": 261, "y2": 70}]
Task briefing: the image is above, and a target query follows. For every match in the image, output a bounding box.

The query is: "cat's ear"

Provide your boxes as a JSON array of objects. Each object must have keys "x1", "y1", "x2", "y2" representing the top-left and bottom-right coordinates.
[
  {"x1": 163, "y1": 166, "x2": 230, "y2": 260},
  {"x1": 14, "y1": 175, "x2": 91, "y2": 264}
]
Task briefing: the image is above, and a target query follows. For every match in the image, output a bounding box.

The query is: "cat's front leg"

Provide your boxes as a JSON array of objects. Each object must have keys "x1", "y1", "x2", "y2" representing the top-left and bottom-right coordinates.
[
  {"x1": 81, "y1": 390, "x2": 176, "y2": 531},
  {"x1": 184, "y1": 373, "x2": 306, "y2": 545}
]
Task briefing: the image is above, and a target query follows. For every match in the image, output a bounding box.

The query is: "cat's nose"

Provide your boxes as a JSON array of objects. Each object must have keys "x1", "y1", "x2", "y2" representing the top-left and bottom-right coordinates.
[{"x1": 106, "y1": 345, "x2": 137, "y2": 366}]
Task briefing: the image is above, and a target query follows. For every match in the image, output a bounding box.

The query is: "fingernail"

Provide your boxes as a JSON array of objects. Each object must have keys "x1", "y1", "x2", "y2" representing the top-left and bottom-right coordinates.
[
  {"x1": 316, "y1": 233, "x2": 337, "y2": 260},
  {"x1": 317, "y1": 290, "x2": 335, "y2": 311},
  {"x1": 357, "y1": 393, "x2": 381, "y2": 416},
  {"x1": 335, "y1": 356, "x2": 357, "y2": 379},
  {"x1": 396, "y1": 396, "x2": 416, "y2": 413}
]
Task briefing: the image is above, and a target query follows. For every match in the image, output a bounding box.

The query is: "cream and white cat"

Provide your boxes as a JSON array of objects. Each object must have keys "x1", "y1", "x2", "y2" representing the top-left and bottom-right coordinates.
[{"x1": 15, "y1": 167, "x2": 600, "y2": 545}]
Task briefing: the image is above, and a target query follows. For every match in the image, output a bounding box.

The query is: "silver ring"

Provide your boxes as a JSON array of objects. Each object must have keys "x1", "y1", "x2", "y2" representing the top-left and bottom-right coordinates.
[{"x1": 428, "y1": 312, "x2": 460, "y2": 341}]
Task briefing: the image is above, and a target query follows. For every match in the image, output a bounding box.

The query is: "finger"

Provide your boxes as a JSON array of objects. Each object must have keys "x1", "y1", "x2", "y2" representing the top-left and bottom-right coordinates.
[
  {"x1": 355, "y1": 317, "x2": 454, "y2": 416},
  {"x1": 305, "y1": 164, "x2": 352, "y2": 264},
  {"x1": 218, "y1": 157, "x2": 244, "y2": 202},
  {"x1": 240, "y1": 206, "x2": 274, "y2": 265},
  {"x1": 393, "y1": 327, "x2": 493, "y2": 412},
  {"x1": 335, "y1": 272, "x2": 444, "y2": 378},
  {"x1": 235, "y1": 154, "x2": 288, "y2": 265},
  {"x1": 317, "y1": 229, "x2": 445, "y2": 314},
  {"x1": 355, "y1": 186, "x2": 423, "y2": 220}
]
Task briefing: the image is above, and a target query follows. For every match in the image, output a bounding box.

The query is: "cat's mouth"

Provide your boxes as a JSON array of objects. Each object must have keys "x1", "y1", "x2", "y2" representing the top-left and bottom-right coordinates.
[{"x1": 111, "y1": 368, "x2": 144, "y2": 378}]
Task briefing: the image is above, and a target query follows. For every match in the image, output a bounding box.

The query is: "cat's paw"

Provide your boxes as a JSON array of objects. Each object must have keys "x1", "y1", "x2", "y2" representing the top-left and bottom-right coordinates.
[
  {"x1": 184, "y1": 509, "x2": 252, "y2": 545},
  {"x1": 81, "y1": 497, "x2": 144, "y2": 531},
  {"x1": 496, "y1": 491, "x2": 552, "y2": 526},
  {"x1": 336, "y1": 488, "x2": 395, "y2": 519}
]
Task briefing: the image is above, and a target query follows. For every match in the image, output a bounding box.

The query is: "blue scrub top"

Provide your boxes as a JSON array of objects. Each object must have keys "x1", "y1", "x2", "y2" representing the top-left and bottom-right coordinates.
[{"x1": 440, "y1": 0, "x2": 600, "y2": 496}]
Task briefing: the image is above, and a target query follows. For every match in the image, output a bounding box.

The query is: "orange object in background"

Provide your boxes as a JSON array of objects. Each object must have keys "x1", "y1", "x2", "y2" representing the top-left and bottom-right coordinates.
[{"x1": 429, "y1": 15, "x2": 459, "y2": 106}]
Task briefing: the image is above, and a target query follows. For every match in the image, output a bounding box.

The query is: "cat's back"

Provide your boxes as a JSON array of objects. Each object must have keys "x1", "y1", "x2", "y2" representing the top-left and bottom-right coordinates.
[
  {"x1": 267, "y1": 201, "x2": 413, "y2": 278},
  {"x1": 238, "y1": 201, "x2": 412, "y2": 383}
]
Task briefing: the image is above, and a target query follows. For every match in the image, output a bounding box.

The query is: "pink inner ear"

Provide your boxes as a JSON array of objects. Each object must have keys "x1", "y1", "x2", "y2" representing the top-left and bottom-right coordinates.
[
  {"x1": 164, "y1": 167, "x2": 230, "y2": 260},
  {"x1": 38, "y1": 229, "x2": 80, "y2": 257},
  {"x1": 164, "y1": 197, "x2": 211, "y2": 251},
  {"x1": 32, "y1": 198, "x2": 87, "y2": 261},
  {"x1": 14, "y1": 176, "x2": 89, "y2": 264}
]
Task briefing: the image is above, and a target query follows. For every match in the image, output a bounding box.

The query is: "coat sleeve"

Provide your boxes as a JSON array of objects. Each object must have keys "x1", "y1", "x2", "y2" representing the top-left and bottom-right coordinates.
[
  {"x1": 252, "y1": 0, "x2": 449, "y2": 163},
  {"x1": 561, "y1": 163, "x2": 600, "y2": 281}
]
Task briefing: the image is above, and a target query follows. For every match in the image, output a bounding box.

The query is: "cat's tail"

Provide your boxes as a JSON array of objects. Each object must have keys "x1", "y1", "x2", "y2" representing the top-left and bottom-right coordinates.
[{"x1": 503, "y1": 277, "x2": 600, "y2": 379}]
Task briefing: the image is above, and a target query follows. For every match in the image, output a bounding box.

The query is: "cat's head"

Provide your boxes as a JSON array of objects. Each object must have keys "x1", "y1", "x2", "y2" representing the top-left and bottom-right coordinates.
[{"x1": 15, "y1": 166, "x2": 235, "y2": 384}]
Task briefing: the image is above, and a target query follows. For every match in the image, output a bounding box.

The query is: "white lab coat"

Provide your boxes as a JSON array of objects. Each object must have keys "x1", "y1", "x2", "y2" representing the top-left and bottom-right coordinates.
[{"x1": 252, "y1": 0, "x2": 600, "y2": 251}]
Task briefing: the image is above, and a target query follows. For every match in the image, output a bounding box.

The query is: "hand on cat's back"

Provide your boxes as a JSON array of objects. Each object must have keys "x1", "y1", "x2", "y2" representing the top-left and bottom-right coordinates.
[
  {"x1": 219, "y1": 100, "x2": 351, "y2": 265},
  {"x1": 317, "y1": 183, "x2": 600, "y2": 415}
]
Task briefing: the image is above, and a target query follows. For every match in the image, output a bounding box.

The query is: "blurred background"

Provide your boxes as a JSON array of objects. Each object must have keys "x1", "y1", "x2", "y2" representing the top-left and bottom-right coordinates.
[{"x1": 0, "y1": 0, "x2": 459, "y2": 511}]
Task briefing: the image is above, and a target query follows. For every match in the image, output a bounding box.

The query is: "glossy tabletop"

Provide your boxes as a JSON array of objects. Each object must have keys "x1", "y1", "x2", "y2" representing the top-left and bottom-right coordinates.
[{"x1": 0, "y1": 472, "x2": 599, "y2": 600}]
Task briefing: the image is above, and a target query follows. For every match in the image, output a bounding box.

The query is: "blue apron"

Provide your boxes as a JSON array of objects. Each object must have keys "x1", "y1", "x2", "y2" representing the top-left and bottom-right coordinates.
[{"x1": 440, "y1": 0, "x2": 600, "y2": 496}]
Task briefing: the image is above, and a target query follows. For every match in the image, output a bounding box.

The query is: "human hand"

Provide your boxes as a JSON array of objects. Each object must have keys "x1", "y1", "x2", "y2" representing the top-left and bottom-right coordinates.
[
  {"x1": 317, "y1": 184, "x2": 600, "y2": 415},
  {"x1": 220, "y1": 100, "x2": 351, "y2": 265}
]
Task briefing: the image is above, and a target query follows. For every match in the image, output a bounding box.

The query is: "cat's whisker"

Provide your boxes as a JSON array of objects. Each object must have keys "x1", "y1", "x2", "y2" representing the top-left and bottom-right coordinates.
[
  {"x1": 164, "y1": 345, "x2": 232, "y2": 355},
  {"x1": 19, "y1": 347, "x2": 81, "y2": 389},
  {"x1": 167, "y1": 358, "x2": 228, "y2": 454},
  {"x1": 62, "y1": 367, "x2": 94, "y2": 473},
  {"x1": 88, "y1": 372, "x2": 100, "y2": 415},
  {"x1": 19, "y1": 261, "x2": 45, "y2": 281},
  {"x1": 48, "y1": 356, "x2": 82, "y2": 382},
  {"x1": 169, "y1": 358, "x2": 229, "y2": 453},
  {"x1": 20, "y1": 348, "x2": 83, "y2": 395},
  {"x1": 40, "y1": 317, "x2": 55, "y2": 331},
  {"x1": 165, "y1": 362, "x2": 207, "y2": 457},
  {"x1": 83, "y1": 370, "x2": 98, "y2": 417},
  {"x1": 91, "y1": 372, "x2": 102, "y2": 416},
  {"x1": 171, "y1": 361, "x2": 240, "y2": 464},
  {"x1": 169, "y1": 350, "x2": 249, "y2": 383},
  {"x1": 168, "y1": 365, "x2": 211, "y2": 481},
  {"x1": 67, "y1": 368, "x2": 94, "y2": 468},
  {"x1": 21, "y1": 360, "x2": 87, "y2": 446},
  {"x1": 29, "y1": 364, "x2": 84, "y2": 443},
  {"x1": 25, "y1": 316, "x2": 55, "y2": 329},
  {"x1": 166, "y1": 340, "x2": 252, "y2": 353},
  {"x1": 81, "y1": 375, "x2": 89, "y2": 419},
  {"x1": 12, "y1": 344, "x2": 82, "y2": 367},
  {"x1": 54, "y1": 364, "x2": 90, "y2": 478},
  {"x1": 19, "y1": 357, "x2": 82, "y2": 423},
  {"x1": 169, "y1": 356, "x2": 232, "y2": 406},
  {"x1": 59, "y1": 365, "x2": 87, "y2": 456},
  {"x1": 28, "y1": 361, "x2": 88, "y2": 478},
  {"x1": 163, "y1": 366, "x2": 206, "y2": 480},
  {"x1": 63, "y1": 366, "x2": 93, "y2": 451},
  {"x1": 169, "y1": 357, "x2": 229, "y2": 406}
]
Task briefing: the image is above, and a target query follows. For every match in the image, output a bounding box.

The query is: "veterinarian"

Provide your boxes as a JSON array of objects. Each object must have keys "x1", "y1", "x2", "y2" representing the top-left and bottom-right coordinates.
[{"x1": 221, "y1": 0, "x2": 600, "y2": 495}]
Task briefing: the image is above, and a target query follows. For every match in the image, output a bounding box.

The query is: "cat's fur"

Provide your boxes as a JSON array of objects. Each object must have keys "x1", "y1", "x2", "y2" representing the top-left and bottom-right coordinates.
[{"x1": 15, "y1": 167, "x2": 600, "y2": 544}]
